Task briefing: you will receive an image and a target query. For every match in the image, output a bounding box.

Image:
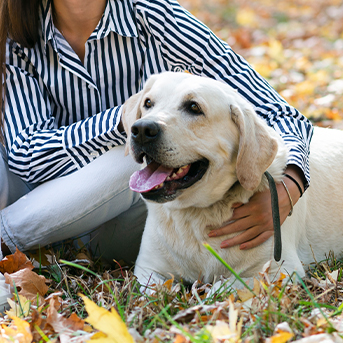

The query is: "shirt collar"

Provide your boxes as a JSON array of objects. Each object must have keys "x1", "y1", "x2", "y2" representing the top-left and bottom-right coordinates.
[{"x1": 41, "y1": 0, "x2": 138, "y2": 46}]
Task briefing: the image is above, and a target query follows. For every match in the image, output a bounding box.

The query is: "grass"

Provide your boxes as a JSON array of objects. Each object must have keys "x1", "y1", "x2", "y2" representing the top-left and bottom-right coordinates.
[
  {"x1": 3, "y1": 0, "x2": 343, "y2": 340},
  {"x1": 20, "y1": 242, "x2": 343, "y2": 342}
]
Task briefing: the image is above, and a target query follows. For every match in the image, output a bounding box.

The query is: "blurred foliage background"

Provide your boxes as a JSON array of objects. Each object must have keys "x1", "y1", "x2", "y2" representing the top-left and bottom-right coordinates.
[{"x1": 179, "y1": 0, "x2": 343, "y2": 127}]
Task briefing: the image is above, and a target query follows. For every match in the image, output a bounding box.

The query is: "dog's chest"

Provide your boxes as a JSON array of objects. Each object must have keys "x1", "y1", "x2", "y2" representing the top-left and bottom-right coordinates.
[{"x1": 152, "y1": 203, "x2": 252, "y2": 283}]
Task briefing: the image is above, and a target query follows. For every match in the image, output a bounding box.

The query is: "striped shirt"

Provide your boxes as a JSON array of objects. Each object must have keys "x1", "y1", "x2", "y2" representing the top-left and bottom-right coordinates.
[{"x1": 4, "y1": 0, "x2": 313, "y2": 186}]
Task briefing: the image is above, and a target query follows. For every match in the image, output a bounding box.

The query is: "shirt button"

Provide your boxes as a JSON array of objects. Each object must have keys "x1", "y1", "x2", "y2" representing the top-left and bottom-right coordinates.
[
  {"x1": 88, "y1": 84, "x2": 93, "y2": 89},
  {"x1": 90, "y1": 151, "x2": 98, "y2": 157}
]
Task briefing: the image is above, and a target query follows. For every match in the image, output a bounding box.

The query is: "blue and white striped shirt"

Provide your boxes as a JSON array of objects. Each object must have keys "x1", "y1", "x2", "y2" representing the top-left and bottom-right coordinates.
[{"x1": 4, "y1": 0, "x2": 313, "y2": 185}]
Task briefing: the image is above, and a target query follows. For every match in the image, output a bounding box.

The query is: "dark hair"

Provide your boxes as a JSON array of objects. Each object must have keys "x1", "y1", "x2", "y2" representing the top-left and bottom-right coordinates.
[{"x1": 0, "y1": 0, "x2": 40, "y2": 143}]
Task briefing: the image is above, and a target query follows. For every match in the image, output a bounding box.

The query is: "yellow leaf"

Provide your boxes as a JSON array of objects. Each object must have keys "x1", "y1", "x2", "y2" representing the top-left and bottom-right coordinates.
[
  {"x1": 268, "y1": 39, "x2": 285, "y2": 63},
  {"x1": 6, "y1": 295, "x2": 31, "y2": 318},
  {"x1": 163, "y1": 275, "x2": 174, "y2": 291},
  {"x1": 268, "y1": 331, "x2": 294, "y2": 343},
  {"x1": 91, "y1": 331, "x2": 108, "y2": 340},
  {"x1": 252, "y1": 62, "x2": 275, "y2": 78},
  {"x1": 206, "y1": 299, "x2": 242, "y2": 342},
  {"x1": 80, "y1": 295, "x2": 135, "y2": 343},
  {"x1": 1, "y1": 316, "x2": 33, "y2": 343},
  {"x1": 316, "y1": 317, "x2": 327, "y2": 328},
  {"x1": 294, "y1": 80, "x2": 316, "y2": 96},
  {"x1": 236, "y1": 8, "x2": 258, "y2": 28}
]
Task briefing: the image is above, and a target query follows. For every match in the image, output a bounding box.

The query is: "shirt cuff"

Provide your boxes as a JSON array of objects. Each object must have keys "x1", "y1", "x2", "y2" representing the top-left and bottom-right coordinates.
[{"x1": 280, "y1": 133, "x2": 310, "y2": 190}]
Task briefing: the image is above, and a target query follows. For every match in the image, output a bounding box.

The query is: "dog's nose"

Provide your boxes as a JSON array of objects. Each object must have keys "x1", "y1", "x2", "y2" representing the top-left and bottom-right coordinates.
[{"x1": 131, "y1": 120, "x2": 160, "y2": 145}]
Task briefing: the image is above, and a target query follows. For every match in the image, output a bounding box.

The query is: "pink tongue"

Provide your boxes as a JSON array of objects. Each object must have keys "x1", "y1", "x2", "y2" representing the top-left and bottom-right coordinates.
[{"x1": 129, "y1": 161, "x2": 173, "y2": 193}]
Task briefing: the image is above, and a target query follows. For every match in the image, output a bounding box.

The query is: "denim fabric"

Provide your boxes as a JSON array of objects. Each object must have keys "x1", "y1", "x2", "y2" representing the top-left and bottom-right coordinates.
[{"x1": 0, "y1": 145, "x2": 146, "y2": 262}]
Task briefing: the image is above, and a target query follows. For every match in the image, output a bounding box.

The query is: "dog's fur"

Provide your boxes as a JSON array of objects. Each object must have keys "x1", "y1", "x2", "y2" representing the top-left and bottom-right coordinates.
[{"x1": 122, "y1": 71, "x2": 343, "y2": 286}]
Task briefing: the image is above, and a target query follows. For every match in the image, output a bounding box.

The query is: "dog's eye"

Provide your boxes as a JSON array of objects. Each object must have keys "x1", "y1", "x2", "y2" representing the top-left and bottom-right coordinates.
[
  {"x1": 188, "y1": 102, "x2": 203, "y2": 115},
  {"x1": 144, "y1": 98, "x2": 153, "y2": 108}
]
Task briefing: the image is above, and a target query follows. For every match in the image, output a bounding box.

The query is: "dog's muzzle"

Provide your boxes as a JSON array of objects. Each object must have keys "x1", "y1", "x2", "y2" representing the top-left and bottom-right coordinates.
[{"x1": 129, "y1": 120, "x2": 209, "y2": 203}]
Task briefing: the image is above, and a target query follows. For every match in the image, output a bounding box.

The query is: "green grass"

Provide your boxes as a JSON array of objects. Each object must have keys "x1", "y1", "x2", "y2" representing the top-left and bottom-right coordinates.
[{"x1": 19, "y1": 243, "x2": 341, "y2": 342}]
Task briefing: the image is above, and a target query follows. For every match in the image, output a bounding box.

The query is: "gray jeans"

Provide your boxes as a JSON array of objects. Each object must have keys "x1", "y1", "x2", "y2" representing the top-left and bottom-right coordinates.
[{"x1": 0, "y1": 145, "x2": 147, "y2": 264}]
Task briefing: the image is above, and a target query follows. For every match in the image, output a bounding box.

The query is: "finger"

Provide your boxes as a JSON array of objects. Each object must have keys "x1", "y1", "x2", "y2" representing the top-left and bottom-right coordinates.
[{"x1": 239, "y1": 231, "x2": 274, "y2": 250}]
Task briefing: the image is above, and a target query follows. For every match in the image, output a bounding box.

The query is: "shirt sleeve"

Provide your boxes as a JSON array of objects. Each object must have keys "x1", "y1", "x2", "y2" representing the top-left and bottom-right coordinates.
[
  {"x1": 142, "y1": 0, "x2": 314, "y2": 188},
  {"x1": 4, "y1": 62, "x2": 125, "y2": 183}
]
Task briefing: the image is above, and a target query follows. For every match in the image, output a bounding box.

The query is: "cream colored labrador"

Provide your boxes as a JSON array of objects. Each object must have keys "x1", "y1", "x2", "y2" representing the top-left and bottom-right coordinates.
[{"x1": 122, "y1": 71, "x2": 343, "y2": 286}]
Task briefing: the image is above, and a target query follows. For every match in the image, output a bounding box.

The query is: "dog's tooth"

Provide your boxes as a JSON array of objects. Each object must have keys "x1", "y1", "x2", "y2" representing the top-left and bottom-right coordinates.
[
  {"x1": 153, "y1": 182, "x2": 164, "y2": 190},
  {"x1": 166, "y1": 176, "x2": 171, "y2": 181},
  {"x1": 171, "y1": 173, "x2": 177, "y2": 179}
]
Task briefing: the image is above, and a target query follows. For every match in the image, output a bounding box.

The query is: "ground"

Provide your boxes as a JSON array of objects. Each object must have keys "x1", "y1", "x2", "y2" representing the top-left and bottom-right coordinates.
[{"x1": 0, "y1": 0, "x2": 343, "y2": 342}]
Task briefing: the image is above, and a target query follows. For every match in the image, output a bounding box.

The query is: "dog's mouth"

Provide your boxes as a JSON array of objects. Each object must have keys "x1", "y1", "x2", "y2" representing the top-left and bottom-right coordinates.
[{"x1": 129, "y1": 156, "x2": 209, "y2": 201}]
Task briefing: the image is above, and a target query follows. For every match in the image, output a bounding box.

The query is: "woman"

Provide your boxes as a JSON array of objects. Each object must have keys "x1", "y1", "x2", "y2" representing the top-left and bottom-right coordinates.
[{"x1": 0, "y1": 0, "x2": 312, "y2": 264}]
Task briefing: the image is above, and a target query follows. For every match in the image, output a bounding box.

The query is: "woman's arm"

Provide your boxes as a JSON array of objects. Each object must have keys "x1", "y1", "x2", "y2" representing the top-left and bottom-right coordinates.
[
  {"x1": 140, "y1": 0, "x2": 313, "y2": 187},
  {"x1": 4, "y1": 63, "x2": 125, "y2": 183}
]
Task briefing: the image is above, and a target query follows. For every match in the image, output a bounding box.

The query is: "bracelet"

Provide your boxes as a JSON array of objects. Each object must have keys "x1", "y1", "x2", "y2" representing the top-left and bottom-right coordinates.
[
  {"x1": 284, "y1": 173, "x2": 303, "y2": 197},
  {"x1": 281, "y1": 180, "x2": 293, "y2": 216}
]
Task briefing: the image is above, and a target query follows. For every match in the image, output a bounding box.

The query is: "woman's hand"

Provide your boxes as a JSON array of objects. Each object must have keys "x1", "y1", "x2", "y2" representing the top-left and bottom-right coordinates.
[{"x1": 208, "y1": 165, "x2": 304, "y2": 250}]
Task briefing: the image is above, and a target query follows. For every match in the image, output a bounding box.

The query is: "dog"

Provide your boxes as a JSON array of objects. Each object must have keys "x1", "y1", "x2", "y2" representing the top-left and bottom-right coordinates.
[{"x1": 122, "y1": 71, "x2": 343, "y2": 287}]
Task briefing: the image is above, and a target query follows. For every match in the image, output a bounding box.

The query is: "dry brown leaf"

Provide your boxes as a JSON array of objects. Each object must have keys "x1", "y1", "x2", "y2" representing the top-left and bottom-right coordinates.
[
  {"x1": 4, "y1": 268, "x2": 48, "y2": 305},
  {"x1": 30, "y1": 308, "x2": 55, "y2": 343},
  {"x1": 28, "y1": 247, "x2": 52, "y2": 267},
  {"x1": 237, "y1": 278, "x2": 261, "y2": 303},
  {"x1": 0, "y1": 248, "x2": 34, "y2": 274},
  {"x1": 47, "y1": 298, "x2": 85, "y2": 343}
]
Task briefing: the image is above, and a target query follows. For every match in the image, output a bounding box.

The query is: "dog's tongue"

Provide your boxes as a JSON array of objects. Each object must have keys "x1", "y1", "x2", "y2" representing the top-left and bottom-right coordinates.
[{"x1": 130, "y1": 161, "x2": 173, "y2": 193}]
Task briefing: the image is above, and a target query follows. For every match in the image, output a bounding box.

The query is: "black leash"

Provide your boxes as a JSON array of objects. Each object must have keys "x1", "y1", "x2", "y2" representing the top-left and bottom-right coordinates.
[{"x1": 264, "y1": 171, "x2": 282, "y2": 262}]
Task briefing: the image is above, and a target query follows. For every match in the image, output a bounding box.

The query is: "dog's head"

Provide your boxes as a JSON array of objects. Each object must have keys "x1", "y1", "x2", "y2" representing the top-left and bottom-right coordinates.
[{"x1": 122, "y1": 72, "x2": 279, "y2": 208}]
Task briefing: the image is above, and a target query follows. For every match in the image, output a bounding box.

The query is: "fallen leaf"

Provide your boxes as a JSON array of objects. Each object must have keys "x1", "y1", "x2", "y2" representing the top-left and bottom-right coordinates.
[
  {"x1": 47, "y1": 297, "x2": 85, "y2": 343},
  {"x1": 28, "y1": 247, "x2": 52, "y2": 267},
  {"x1": 236, "y1": 7, "x2": 258, "y2": 28},
  {"x1": 0, "y1": 248, "x2": 34, "y2": 274},
  {"x1": 291, "y1": 333, "x2": 341, "y2": 343},
  {"x1": 266, "y1": 331, "x2": 294, "y2": 343},
  {"x1": 163, "y1": 275, "x2": 175, "y2": 291},
  {"x1": 80, "y1": 294, "x2": 135, "y2": 343},
  {"x1": 5, "y1": 269, "x2": 49, "y2": 305},
  {"x1": 237, "y1": 278, "x2": 260, "y2": 302},
  {"x1": 206, "y1": 299, "x2": 242, "y2": 342},
  {"x1": 6, "y1": 294, "x2": 31, "y2": 318},
  {"x1": 206, "y1": 320, "x2": 241, "y2": 342},
  {"x1": 0, "y1": 316, "x2": 33, "y2": 343},
  {"x1": 173, "y1": 333, "x2": 188, "y2": 343}
]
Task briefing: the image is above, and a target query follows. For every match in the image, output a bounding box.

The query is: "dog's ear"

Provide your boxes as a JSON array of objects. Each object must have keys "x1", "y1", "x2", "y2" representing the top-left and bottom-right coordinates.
[
  {"x1": 122, "y1": 91, "x2": 144, "y2": 155},
  {"x1": 231, "y1": 104, "x2": 278, "y2": 191}
]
